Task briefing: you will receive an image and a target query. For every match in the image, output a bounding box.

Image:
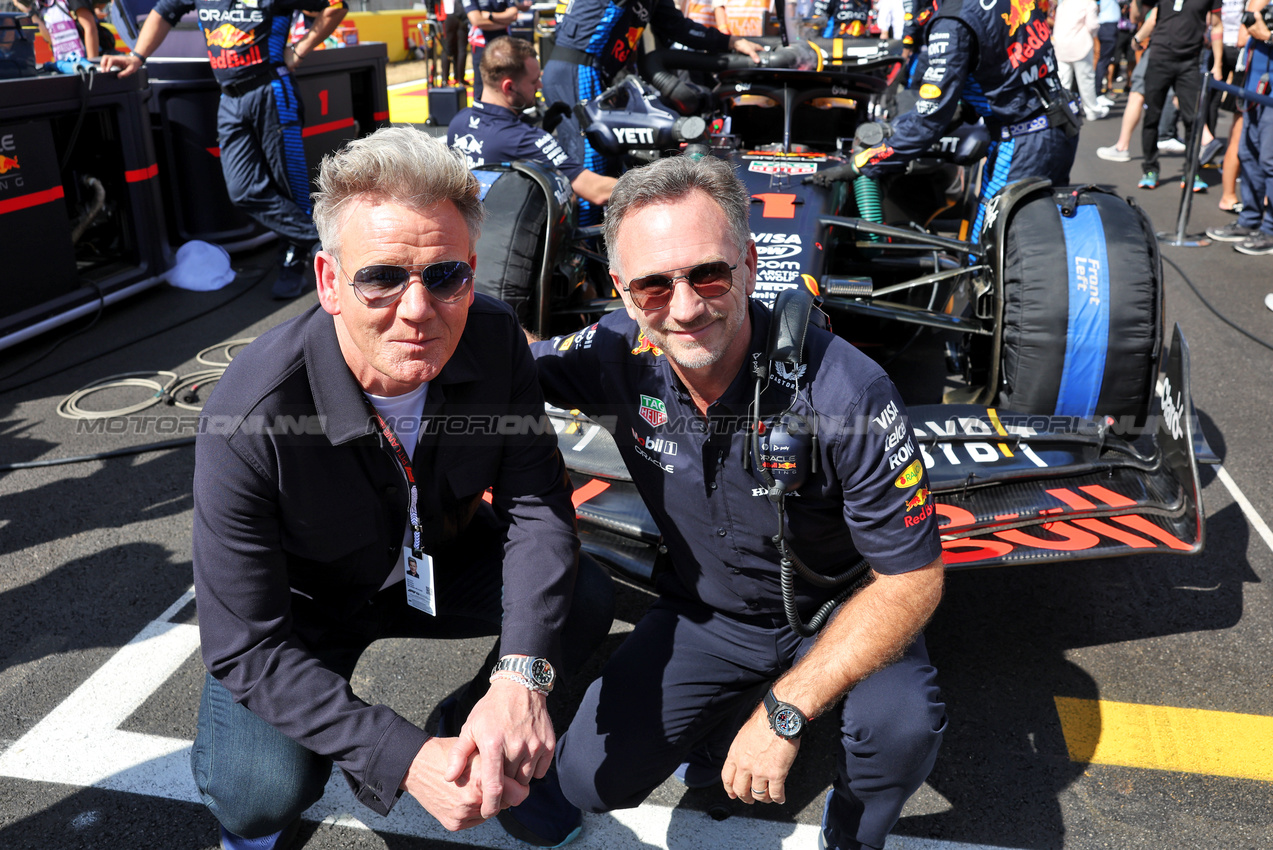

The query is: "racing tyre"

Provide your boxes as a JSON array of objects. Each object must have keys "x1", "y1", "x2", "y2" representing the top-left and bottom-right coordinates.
[
  {"x1": 995, "y1": 183, "x2": 1163, "y2": 426},
  {"x1": 470, "y1": 167, "x2": 549, "y2": 327}
]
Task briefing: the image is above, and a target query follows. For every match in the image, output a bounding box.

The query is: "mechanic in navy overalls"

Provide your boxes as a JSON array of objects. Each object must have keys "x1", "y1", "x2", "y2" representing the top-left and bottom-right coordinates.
[
  {"x1": 853, "y1": 0, "x2": 1080, "y2": 242},
  {"x1": 447, "y1": 36, "x2": 617, "y2": 205},
  {"x1": 101, "y1": 0, "x2": 346, "y2": 298},
  {"x1": 541, "y1": 0, "x2": 763, "y2": 224},
  {"x1": 501, "y1": 155, "x2": 946, "y2": 850}
]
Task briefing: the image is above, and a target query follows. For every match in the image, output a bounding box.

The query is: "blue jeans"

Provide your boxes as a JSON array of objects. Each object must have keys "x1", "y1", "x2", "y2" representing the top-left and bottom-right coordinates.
[
  {"x1": 191, "y1": 553, "x2": 616, "y2": 839},
  {"x1": 1238, "y1": 102, "x2": 1273, "y2": 235}
]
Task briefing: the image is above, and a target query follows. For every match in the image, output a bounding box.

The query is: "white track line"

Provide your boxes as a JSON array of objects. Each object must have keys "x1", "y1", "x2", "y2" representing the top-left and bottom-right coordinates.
[
  {"x1": 1216, "y1": 465, "x2": 1273, "y2": 555},
  {"x1": 0, "y1": 587, "x2": 1017, "y2": 849}
]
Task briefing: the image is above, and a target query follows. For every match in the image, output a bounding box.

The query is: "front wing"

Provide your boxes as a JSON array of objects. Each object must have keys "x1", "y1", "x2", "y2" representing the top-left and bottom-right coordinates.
[{"x1": 551, "y1": 328, "x2": 1204, "y2": 584}]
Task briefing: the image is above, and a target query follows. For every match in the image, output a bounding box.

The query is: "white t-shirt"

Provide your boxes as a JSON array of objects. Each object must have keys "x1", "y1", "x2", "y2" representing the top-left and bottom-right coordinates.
[{"x1": 364, "y1": 382, "x2": 429, "y2": 590}]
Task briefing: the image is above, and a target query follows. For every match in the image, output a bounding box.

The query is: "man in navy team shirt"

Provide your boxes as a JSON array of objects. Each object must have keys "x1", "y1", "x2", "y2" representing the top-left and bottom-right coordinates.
[
  {"x1": 462, "y1": 0, "x2": 529, "y2": 98},
  {"x1": 502, "y1": 155, "x2": 946, "y2": 850},
  {"x1": 102, "y1": 0, "x2": 346, "y2": 298},
  {"x1": 447, "y1": 37, "x2": 617, "y2": 207}
]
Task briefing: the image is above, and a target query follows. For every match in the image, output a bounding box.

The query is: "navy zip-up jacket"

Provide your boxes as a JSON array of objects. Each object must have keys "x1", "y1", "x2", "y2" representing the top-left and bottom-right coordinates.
[{"x1": 192, "y1": 296, "x2": 579, "y2": 814}]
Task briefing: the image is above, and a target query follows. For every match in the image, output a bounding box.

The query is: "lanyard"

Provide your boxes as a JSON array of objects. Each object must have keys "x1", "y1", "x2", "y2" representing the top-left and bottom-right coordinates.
[{"x1": 369, "y1": 407, "x2": 423, "y2": 552}]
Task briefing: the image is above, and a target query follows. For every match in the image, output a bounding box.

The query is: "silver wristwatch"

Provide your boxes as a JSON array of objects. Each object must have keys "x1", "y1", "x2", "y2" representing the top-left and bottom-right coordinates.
[{"x1": 490, "y1": 655, "x2": 556, "y2": 694}]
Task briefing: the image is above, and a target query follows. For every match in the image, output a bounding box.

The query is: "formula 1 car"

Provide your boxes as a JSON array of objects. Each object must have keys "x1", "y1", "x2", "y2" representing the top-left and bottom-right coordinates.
[{"x1": 468, "y1": 38, "x2": 1209, "y2": 589}]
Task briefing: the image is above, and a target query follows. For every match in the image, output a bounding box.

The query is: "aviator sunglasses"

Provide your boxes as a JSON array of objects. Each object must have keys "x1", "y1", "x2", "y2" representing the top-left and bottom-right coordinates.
[
  {"x1": 622, "y1": 248, "x2": 746, "y2": 311},
  {"x1": 337, "y1": 259, "x2": 475, "y2": 308}
]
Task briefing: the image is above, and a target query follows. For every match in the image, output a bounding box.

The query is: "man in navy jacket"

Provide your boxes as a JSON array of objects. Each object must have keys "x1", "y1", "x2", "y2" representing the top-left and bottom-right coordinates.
[{"x1": 190, "y1": 127, "x2": 612, "y2": 850}]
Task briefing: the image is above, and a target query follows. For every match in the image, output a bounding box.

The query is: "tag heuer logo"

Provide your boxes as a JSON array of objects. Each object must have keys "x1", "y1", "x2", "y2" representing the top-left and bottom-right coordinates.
[{"x1": 639, "y1": 395, "x2": 667, "y2": 428}]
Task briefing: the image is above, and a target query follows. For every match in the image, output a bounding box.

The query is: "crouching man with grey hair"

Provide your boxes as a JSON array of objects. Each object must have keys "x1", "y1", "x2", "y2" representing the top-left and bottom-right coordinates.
[
  {"x1": 190, "y1": 125, "x2": 613, "y2": 850},
  {"x1": 503, "y1": 155, "x2": 945, "y2": 850}
]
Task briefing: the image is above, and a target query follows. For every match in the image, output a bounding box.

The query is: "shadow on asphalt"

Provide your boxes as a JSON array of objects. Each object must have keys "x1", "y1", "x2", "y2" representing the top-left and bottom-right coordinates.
[{"x1": 898, "y1": 500, "x2": 1256, "y2": 849}]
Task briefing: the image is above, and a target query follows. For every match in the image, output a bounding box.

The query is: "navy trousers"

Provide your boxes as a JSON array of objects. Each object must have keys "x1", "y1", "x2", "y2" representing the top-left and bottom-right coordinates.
[
  {"x1": 554, "y1": 595, "x2": 946, "y2": 850},
  {"x1": 216, "y1": 70, "x2": 320, "y2": 248},
  {"x1": 971, "y1": 124, "x2": 1079, "y2": 243}
]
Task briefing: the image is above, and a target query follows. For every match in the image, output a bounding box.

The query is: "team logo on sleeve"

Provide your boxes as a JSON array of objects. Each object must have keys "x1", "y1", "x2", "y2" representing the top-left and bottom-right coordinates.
[
  {"x1": 904, "y1": 487, "x2": 934, "y2": 526},
  {"x1": 638, "y1": 395, "x2": 668, "y2": 428},
  {"x1": 904, "y1": 487, "x2": 930, "y2": 511},
  {"x1": 893, "y1": 459, "x2": 923, "y2": 488}
]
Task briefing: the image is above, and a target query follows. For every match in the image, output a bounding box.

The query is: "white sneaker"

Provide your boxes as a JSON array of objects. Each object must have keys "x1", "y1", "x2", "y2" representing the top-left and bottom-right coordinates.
[
  {"x1": 1157, "y1": 137, "x2": 1187, "y2": 154},
  {"x1": 1265, "y1": 293, "x2": 1273, "y2": 312},
  {"x1": 1096, "y1": 94, "x2": 1116, "y2": 108},
  {"x1": 1084, "y1": 106, "x2": 1111, "y2": 121},
  {"x1": 1097, "y1": 145, "x2": 1130, "y2": 162}
]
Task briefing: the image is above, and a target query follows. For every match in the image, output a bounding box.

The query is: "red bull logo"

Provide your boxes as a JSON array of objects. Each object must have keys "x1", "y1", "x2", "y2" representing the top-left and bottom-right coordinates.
[
  {"x1": 609, "y1": 25, "x2": 644, "y2": 63},
  {"x1": 905, "y1": 487, "x2": 930, "y2": 511},
  {"x1": 1002, "y1": 0, "x2": 1037, "y2": 35},
  {"x1": 0, "y1": 155, "x2": 18, "y2": 174},
  {"x1": 853, "y1": 144, "x2": 894, "y2": 170},
  {"x1": 630, "y1": 333, "x2": 664, "y2": 358},
  {"x1": 205, "y1": 23, "x2": 254, "y2": 49},
  {"x1": 1005, "y1": 17, "x2": 1051, "y2": 68}
]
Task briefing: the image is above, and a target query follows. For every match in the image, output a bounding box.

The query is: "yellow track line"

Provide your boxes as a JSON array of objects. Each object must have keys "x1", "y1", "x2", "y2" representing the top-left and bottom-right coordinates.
[{"x1": 1055, "y1": 696, "x2": 1273, "y2": 781}]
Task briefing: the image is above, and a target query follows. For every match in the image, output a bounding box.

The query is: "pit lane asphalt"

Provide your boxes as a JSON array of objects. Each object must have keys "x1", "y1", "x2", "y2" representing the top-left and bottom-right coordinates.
[{"x1": 1, "y1": 104, "x2": 1271, "y2": 850}]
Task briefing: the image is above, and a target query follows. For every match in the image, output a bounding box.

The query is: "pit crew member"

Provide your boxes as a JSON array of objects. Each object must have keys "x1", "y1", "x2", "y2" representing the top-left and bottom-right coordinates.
[
  {"x1": 849, "y1": 0, "x2": 1081, "y2": 241},
  {"x1": 447, "y1": 36, "x2": 617, "y2": 206},
  {"x1": 541, "y1": 0, "x2": 764, "y2": 223},
  {"x1": 463, "y1": 0, "x2": 529, "y2": 99},
  {"x1": 505, "y1": 155, "x2": 946, "y2": 850},
  {"x1": 102, "y1": 0, "x2": 346, "y2": 299}
]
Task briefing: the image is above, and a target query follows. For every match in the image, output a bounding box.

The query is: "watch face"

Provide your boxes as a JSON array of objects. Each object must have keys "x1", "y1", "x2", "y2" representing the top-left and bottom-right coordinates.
[
  {"x1": 773, "y1": 707, "x2": 804, "y2": 738},
  {"x1": 529, "y1": 658, "x2": 555, "y2": 687}
]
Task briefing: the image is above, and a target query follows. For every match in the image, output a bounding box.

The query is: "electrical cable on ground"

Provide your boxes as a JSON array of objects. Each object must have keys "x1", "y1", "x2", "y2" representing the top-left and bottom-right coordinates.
[
  {"x1": 1162, "y1": 253, "x2": 1273, "y2": 353},
  {"x1": 1, "y1": 339, "x2": 254, "y2": 472},
  {"x1": 0, "y1": 265, "x2": 272, "y2": 395}
]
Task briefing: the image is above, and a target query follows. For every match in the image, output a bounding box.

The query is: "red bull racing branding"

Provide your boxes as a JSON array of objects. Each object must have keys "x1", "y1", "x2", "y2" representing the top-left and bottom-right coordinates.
[
  {"x1": 904, "y1": 487, "x2": 934, "y2": 526},
  {"x1": 630, "y1": 333, "x2": 664, "y2": 358},
  {"x1": 1000, "y1": 0, "x2": 1035, "y2": 34},
  {"x1": 1002, "y1": 0, "x2": 1052, "y2": 69},
  {"x1": 205, "y1": 22, "x2": 256, "y2": 49}
]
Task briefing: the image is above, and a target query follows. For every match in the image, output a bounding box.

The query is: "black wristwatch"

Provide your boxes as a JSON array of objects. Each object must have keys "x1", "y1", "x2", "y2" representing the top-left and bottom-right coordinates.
[
  {"x1": 763, "y1": 688, "x2": 807, "y2": 740},
  {"x1": 491, "y1": 655, "x2": 556, "y2": 693}
]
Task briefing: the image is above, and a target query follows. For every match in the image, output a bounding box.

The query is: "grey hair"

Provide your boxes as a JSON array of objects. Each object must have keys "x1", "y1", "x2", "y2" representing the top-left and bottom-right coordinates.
[
  {"x1": 311, "y1": 126, "x2": 486, "y2": 259},
  {"x1": 602, "y1": 155, "x2": 751, "y2": 277}
]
